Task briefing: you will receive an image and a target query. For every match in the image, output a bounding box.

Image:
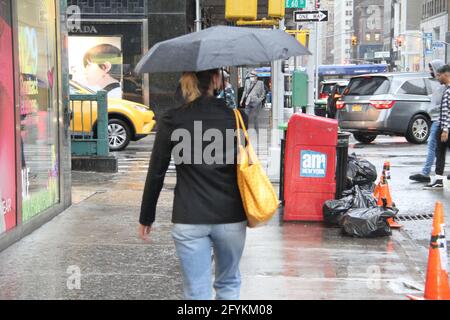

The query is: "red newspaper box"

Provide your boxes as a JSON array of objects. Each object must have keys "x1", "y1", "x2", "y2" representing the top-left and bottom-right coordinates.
[{"x1": 283, "y1": 113, "x2": 338, "y2": 221}]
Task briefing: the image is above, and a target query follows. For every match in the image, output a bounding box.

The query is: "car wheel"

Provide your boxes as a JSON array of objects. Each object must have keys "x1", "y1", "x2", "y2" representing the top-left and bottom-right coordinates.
[
  {"x1": 406, "y1": 115, "x2": 430, "y2": 144},
  {"x1": 108, "y1": 118, "x2": 131, "y2": 151},
  {"x1": 353, "y1": 132, "x2": 377, "y2": 144}
]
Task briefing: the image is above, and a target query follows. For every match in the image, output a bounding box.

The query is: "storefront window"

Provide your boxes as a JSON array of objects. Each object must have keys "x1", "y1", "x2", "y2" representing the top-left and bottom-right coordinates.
[
  {"x1": 18, "y1": 0, "x2": 59, "y2": 221},
  {"x1": 0, "y1": 0, "x2": 16, "y2": 234}
]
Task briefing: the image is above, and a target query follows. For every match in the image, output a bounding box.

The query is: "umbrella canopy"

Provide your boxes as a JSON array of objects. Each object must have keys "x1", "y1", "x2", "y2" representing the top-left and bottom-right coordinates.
[{"x1": 135, "y1": 26, "x2": 311, "y2": 74}]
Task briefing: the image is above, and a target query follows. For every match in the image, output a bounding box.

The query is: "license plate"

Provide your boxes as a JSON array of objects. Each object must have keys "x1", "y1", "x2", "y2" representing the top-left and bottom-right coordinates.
[{"x1": 352, "y1": 104, "x2": 362, "y2": 112}]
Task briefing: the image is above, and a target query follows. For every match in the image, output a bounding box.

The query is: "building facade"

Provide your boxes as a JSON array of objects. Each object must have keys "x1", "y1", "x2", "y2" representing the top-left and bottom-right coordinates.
[
  {"x1": 420, "y1": 0, "x2": 450, "y2": 67},
  {"x1": 333, "y1": 0, "x2": 354, "y2": 64},
  {"x1": 353, "y1": 0, "x2": 384, "y2": 63},
  {"x1": 320, "y1": 0, "x2": 335, "y2": 65},
  {"x1": 383, "y1": 0, "x2": 397, "y2": 69},
  {"x1": 0, "y1": 0, "x2": 71, "y2": 250},
  {"x1": 388, "y1": 0, "x2": 422, "y2": 72}
]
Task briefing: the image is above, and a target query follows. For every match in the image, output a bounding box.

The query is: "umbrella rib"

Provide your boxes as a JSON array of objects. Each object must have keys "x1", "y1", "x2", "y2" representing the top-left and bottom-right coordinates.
[{"x1": 251, "y1": 33, "x2": 273, "y2": 62}]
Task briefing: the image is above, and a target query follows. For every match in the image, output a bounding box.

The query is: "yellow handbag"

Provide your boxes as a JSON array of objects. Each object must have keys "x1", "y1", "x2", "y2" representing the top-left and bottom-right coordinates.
[{"x1": 233, "y1": 109, "x2": 279, "y2": 228}]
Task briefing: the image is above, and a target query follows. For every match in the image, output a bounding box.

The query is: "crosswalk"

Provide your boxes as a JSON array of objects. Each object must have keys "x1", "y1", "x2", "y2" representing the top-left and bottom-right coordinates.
[
  {"x1": 111, "y1": 108, "x2": 273, "y2": 175},
  {"x1": 112, "y1": 136, "x2": 270, "y2": 175},
  {"x1": 112, "y1": 151, "x2": 177, "y2": 175}
]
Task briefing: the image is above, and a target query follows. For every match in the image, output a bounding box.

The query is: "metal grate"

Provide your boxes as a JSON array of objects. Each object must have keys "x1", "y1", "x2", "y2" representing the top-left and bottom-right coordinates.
[{"x1": 395, "y1": 214, "x2": 434, "y2": 222}]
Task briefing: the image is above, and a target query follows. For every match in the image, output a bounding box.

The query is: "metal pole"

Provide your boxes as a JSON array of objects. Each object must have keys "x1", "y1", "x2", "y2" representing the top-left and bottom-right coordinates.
[
  {"x1": 446, "y1": 32, "x2": 450, "y2": 63},
  {"x1": 96, "y1": 91, "x2": 109, "y2": 157},
  {"x1": 306, "y1": 22, "x2": 315, "y2": 115},
  {"x1": 422, "y1": 34, "x2": 426, "y2": 71},
  {"x1": 278, "y1": 18, "x2": 286, "y2": 128},
  {"x1": 294, "y1": 23, "x2": 299, "y2": 69},
  {"x1": 446, "y1": 44, "x2": 448, "y2": 64},
  {"x1": 268, "y1": 18, "x2": 285, "y2": 181},
  {"x1": 315, "y1": 22, "x2": 320, "y2": 102},
  {"x1": 195, "y1": 0, "x2": 201, "y2": 32}
]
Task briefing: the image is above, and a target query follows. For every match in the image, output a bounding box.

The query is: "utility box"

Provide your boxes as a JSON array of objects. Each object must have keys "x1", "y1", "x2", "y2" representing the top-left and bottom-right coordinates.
[
  {"x1": 225, "y1": 0, "x2": 257, "y2": 21},
  {"x1": 283, "y1": 113, "x2": 338, "y2": 221},
  {"x1": 292, "y1": 70, "x2": 308, "y2": 108},
  {"x1": 268, "y1": 0, "x2": 285, "y2": 18}
]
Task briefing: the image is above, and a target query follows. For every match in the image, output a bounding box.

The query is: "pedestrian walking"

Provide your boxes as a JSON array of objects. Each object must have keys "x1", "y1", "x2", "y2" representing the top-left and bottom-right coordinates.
[
  {"x1": 424, "y1": 64, "x2": 450, "y2": 190},
  {"x1": 326, "y1": 85, "x2": 340, "y2": 119},
  {"x1": 240, "y1": 71, "x2": 265, "y2": 131},
  {"x1": 138, "y1": 69, "x2": 249, "y2": 300},
  {"x1": 409, "y1": 59, "x2": 446, "y2": 183},
  {"x1": 217, "y1": 70, "x2": 237, "y2": 109}
]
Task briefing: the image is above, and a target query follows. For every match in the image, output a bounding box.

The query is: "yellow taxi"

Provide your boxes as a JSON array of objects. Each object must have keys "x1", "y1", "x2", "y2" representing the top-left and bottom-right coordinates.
[{"x1": 69, "y1": 80, "x2": 156, "y2": 151}]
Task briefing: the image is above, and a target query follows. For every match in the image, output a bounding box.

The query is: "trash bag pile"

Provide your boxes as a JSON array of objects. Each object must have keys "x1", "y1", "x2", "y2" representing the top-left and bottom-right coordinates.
[
  {"x1": 345, "y1": 153, "x2": 377, "y2": 191},
  {"x1": 323, "y1": 153, "x2": 398, "y2": 238}
]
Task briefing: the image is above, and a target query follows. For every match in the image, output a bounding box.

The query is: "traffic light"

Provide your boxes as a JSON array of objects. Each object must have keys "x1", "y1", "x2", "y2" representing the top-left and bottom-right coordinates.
[
  {"x1": 396, "y1": 36, "x2": 403, "y2": 47},
  {"x1": 286, "y1": 30, "x2": 310, "y2": 48},
  {"x1": 296, "y1": 30, "x2": 310, "y2": 48},
  {"x1": 268, "y1": 0, "x2": 285, "y2": 18},
  {"x1": 225, "y1": 0, "x2": 257, "y2": 21},
  {"x1": 351, "y1": 36, "x2": 358, "y2": 46}
]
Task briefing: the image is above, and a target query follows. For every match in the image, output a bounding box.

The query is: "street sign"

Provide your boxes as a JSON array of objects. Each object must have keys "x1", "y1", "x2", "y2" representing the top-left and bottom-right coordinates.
[
  {"x1": 294, "y1": 10, "x2": 328, "y2": 22},
  {"x1": 424, "y1": 33, "x2": 433, "y2": 55},
  {"x1": 374, "y1": 51, "x2": 390, "y2": 59},
  {"x1": 286, "y1": 0, "x2": 306, "y2": 9},
  {"x1": 433, "y1": 41, "x2": 445, "y2": 49}
]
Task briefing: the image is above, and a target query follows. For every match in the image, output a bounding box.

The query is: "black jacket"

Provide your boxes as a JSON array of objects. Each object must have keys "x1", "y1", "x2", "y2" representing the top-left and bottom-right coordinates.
[{"x1": 139, "y1": 96, "x2": 248, "y2": 226}]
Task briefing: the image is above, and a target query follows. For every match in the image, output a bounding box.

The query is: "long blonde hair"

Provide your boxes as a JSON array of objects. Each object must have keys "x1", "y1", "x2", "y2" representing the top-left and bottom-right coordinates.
[
  {"x1": 180, "y1": 72, "x2": 201, "y2": 104},
  {"x1": 179, "y1": 69, "x2": 220, "y2": 105}
]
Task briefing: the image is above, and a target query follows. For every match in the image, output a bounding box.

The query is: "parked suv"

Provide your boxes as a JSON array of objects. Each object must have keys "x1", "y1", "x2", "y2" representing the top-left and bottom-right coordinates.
[{"x1": 337, "y1": 73, "x2": 440, "y2": 144}]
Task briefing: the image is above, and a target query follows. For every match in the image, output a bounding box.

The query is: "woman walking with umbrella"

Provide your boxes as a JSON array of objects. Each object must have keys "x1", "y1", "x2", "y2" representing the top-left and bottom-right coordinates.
[
  {"x1": 139, "y1": 69, "x2": 248, "y2": 300},
  {"x1": 136, "y1": 26, "x2": 310, "y2": 300}
]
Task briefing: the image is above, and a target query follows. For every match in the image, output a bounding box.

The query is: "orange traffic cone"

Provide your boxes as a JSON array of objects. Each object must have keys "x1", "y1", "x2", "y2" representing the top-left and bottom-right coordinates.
[
  {"x1": 408, "y1": 202, "x2": 450, "y2": 300},
  {"x1": 374, "y1": 161, "x2": 402, "y2": 229}
]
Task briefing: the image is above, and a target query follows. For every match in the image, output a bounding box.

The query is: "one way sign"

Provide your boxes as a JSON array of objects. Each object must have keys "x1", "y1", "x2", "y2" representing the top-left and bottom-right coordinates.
[{"x1": 294, "y1": 10, "x2": 329, "y2": 22}]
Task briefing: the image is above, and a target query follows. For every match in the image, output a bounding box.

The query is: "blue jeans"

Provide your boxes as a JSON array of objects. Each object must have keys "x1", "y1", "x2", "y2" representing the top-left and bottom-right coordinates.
[
  {"x1": 171, "y1": 221, "x2": 247, "y2": 300},
  {"x1": 422, "y1": 122, "x2": 439, "y2": 176}
]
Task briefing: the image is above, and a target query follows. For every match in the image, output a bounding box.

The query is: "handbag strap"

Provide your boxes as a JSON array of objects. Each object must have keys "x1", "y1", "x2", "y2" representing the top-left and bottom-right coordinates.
[
  {"x1": 243, "y1": 81, "x2": 258, "y2": 103},
  {"x1": 233, "y1": 109, "x2": 249, "y2": 147}
]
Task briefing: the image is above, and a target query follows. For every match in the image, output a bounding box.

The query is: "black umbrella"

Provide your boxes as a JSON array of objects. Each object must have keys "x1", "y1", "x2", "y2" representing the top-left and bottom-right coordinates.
[{"x1": 135, "y1": 26, "x2": 311, "y2": 74}]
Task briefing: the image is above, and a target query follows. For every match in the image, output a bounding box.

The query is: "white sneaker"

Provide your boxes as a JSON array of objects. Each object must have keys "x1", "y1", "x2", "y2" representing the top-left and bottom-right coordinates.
[{"x1": 424, "y1": 180, "x2": 444, "y2": 190}]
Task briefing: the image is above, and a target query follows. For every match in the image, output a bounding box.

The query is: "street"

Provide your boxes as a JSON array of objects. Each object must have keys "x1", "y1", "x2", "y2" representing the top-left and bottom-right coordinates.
[{"x1": 0, "y1": 132, "x2": 448, "y2": 300}]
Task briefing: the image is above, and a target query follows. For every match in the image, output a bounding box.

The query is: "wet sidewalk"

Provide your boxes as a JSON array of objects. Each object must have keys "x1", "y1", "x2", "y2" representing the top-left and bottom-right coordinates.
[
  {"x1": 0, "y1": 132, "x2": 428, "y2": 300},
  {"x1": 241, "y1": 217, "x2": 424, "y2": 299}
]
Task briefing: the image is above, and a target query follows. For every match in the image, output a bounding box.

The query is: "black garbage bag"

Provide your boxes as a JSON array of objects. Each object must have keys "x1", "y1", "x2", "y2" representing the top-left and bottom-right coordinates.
[
  {"x1": 323, "y1": 195, "x2": 354, "y2": 227},
  {"x1": 341, "y1": 185, "x2": 378, "y2": 209},
  {"x1": 341, "y1": 206, "x2": 397, "y2": 238},
  {"x1": 359, "y1": 182, "x2": 376, "y2": 193},
  {"x1": 352, "y1": 185, "x2": 378, "y2": 208},
  {"x1": 347, "y1": 153, "x2": 378, "y2": 188},
  {"x1": 342, "y1": 188, "x2": 353, "y2": 198}
]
